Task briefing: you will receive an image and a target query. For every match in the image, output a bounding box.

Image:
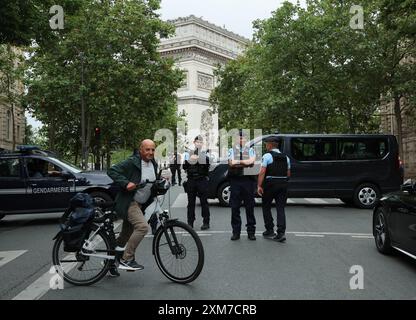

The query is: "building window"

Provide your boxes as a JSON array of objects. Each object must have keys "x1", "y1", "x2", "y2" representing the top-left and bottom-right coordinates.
[{"x1": 6, "y1": 110, "x2": 11, "y2": 140}]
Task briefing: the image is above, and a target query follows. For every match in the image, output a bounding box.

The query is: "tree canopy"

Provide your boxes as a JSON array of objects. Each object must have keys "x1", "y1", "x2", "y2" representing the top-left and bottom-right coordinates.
[
  {"x1": 211, "y1": 0, "x2": 415, "y2": 138},
  {"x1": 23, "y1": 0, "x2": 183, "y2": 166}
]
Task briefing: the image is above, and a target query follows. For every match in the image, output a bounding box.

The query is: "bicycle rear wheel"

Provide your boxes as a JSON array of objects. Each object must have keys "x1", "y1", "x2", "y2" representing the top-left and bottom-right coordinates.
[
  {"x1": 52, "y1": 229, "x2": 112, "y2": 286},
  {"x1": 153, "y1": 221, "x2": 204, "y2": 284}
]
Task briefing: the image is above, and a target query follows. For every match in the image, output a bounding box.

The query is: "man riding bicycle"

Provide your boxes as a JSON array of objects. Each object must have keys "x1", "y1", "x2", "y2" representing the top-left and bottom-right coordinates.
[{"x1": 107, "y1": 139, "x2": 158, "y2": 275}]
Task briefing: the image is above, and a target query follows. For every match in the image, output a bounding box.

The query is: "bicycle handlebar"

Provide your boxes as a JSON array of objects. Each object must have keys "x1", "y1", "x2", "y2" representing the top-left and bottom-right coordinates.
[
  {"x1": 135, "y1": 179, "x2": 156, "y2": 189},
  {"x1": 134, "y1": 179, "x2": 170, "y2": 190}
]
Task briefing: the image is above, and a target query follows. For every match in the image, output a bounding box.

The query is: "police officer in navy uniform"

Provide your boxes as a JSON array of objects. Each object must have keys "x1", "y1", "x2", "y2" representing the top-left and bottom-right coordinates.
[
  {"x1": 183, "y1": 135, "x2": 211, "y2": 230},
  {"x1": 169, "y1": 151, "x2": 182, "y2": 186},
  {"x1": 257, "y1": 136, "x2": 291, "y2": 242},
  {"x1": 228, "y1": 131, "x2": 257, "y2": 241}
]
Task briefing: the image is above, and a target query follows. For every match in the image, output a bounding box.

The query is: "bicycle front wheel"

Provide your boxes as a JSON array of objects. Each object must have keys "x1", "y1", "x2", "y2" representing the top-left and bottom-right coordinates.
[
  {"x1": 52, "y1": 229, "x2": 112, "y2": 286},
  {"x1": 153, "y1": 221, "x2": 204, "y2": 284}
]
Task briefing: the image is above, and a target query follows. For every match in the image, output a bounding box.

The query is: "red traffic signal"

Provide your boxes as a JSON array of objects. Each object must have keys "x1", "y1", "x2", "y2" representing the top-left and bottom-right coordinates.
[{"x1": 94, "y1": 127, "x2": 101, "y2": 140}]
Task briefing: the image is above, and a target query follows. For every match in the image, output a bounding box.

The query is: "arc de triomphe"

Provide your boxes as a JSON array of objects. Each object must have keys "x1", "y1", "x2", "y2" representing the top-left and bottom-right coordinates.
[{"x1": 159, "y1": 15, "x2": 249, "y2": 152}]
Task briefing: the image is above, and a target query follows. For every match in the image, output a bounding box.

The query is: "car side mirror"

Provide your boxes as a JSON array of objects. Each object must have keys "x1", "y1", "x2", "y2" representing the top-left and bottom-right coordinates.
[
  {"x1": 62, "y1": 171, "x2": 75, "y2": 180},
  {"x1": 400, "y1": 179, "x2": 416, "y2": 193}
]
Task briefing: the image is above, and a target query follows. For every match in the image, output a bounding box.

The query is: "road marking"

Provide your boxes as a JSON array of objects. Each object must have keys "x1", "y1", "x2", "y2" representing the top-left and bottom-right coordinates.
[
  {"x1": 0, "y1": 250, "x2": 27, "y2": 268},
  {"x1": 287, "y1": 231, "x2": 372, "y2": 237},
  {"x1": 294, "y1": 234, "x2": 325, "y2": 238},
  {"x1": 13, "y1": 222, "x2": 122, "y2": 301},
  {"x1": 172, "y1": 193, "x2": 188, "y2": 208},
  {"x1": 351, "y1": 236, "x2": 374, "y2": 239},
  {"x1": 13, "y1": 266, "x2": 64, "y2": 300},
  {"x1": 171, "y1": 193, "x2": 344, "y2": 208},
  {"x1": 145, "y1": 230, "x2": 372, "y2": 238},
  {"x1": 183, "y1": 233, "x2": 213, "y2": 237}
]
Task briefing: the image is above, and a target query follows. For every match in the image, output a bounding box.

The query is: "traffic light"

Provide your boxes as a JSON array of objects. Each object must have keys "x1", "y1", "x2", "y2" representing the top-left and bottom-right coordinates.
[{"x1": 94, "y1": 127, "x2": 101, "y2": 143}]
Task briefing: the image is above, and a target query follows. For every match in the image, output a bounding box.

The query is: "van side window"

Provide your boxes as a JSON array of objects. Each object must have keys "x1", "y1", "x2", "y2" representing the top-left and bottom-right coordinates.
[
  {"x1": 338, "y1": 139, "x2": 388, "y2": 160},
  {"x1": 256, "y1": 138, "x2": 284, "y2": 154},
  {"x1": 291, "y1": 138, "x2": 336, "y2": 161}
]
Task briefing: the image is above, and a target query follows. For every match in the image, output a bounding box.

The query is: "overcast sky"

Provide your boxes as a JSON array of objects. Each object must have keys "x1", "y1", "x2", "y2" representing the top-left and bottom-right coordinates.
[
  {"x1": 27, "y1": 0, "x2": 306, "y2": 128},
  {"x1": 158, "y1": 0, "x2": 306, "y2": 39}
]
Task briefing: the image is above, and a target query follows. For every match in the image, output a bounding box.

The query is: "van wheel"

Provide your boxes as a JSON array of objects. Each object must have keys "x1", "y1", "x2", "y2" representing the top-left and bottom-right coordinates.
[
  {"x1": 373, "y1": 207, "x2": 393, "y2": 254},
  {"x1": 218, "y1": 182, "x2": 231, "y2": 207},
  {"x1": 89, "y1": 191, "x2": 112, "y2": 206},
  {"x1": 353, "y1": 183, "x2": 380, "y2": 209}
]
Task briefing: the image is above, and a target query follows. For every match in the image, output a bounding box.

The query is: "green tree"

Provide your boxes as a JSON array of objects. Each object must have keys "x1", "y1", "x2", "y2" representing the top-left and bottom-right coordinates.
[
  {"x1": 0, "y1": 0, "x2": 82, "y2": 46},
  {"x1": 377, "y1": 0, "x2": 416, "y2": 156},
  {"x1": 25, "y1": 0, "x2": 183, "y2": 169},
  {"x1": 211, "y1": 0, "x2": 390, "y2": 134}
]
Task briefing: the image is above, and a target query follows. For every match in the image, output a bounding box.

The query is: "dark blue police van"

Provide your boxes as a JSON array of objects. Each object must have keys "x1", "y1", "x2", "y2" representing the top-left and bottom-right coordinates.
[
  {"x1": 208, "y1": 134, "x2": 404, "y2": 209},
  {"x1": 0, "y1": 146, "x2": 118, "y2": 220}
]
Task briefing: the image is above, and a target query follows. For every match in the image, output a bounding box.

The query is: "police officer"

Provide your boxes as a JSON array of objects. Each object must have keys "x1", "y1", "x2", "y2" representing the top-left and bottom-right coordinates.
[
  {"x1": 257, "y1": 136, "x2": 291, "y2": 242},
  {"x1": 228, "y1": 131, "x2": 257, "y2": 241},
  {"x1": 169, "y1": 151, "x2": 182, "y2": 186},
  {"x1": 183, "y1": 135, "x2": 211, "y2": 230}
]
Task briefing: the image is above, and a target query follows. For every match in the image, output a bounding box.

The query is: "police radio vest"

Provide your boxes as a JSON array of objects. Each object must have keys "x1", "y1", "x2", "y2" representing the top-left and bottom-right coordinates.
[
  {"x1": 228, "y1": 147, "x2": 254, "y2": 178},
  {"x1": 265, "y1": 151, "x2": 288, "y2": 178},
  {"x1": 185, "y1": 150, "x2": 210, "y2": 179}
]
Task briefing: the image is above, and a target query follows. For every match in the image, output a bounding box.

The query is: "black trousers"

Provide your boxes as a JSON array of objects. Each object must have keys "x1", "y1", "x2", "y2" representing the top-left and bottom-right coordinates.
[
  {"x1": 186, "y1": 177, "x2": 210, "y2": 225},
  {"x1": 262, "y1": 180, "x2": 287, "y2": 234},
  {"x1": 230, "y1": 177, "x2": 256, "y2": 235},
  {"x1": 170, "y1": 165, "x2": 182, "y2": 185}
]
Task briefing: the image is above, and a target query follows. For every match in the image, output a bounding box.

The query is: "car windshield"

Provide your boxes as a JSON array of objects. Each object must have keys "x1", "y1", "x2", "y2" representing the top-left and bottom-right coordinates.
[{"x1": 49, "y1": 157, "x2": 82, "y2": 173}]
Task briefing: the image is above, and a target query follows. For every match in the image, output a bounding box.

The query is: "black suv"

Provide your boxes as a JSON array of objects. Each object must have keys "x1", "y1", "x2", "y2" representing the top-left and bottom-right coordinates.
[
  {"x1": 0, "y1": 146, "x2": 118, "y2": 220},
  {"x1": 207, "y1": 134, "x2": 403, "y2": 209}
]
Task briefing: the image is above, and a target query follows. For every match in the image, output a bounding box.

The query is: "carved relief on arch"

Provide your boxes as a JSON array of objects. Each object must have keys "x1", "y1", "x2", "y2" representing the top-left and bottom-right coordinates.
[{"x1": 197, "y1": 72, "x2": 214, "y2": 91}]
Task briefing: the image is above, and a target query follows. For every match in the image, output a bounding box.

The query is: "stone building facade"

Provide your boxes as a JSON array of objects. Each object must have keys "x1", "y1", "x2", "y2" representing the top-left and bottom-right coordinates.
[
  {"x1": 379, "y1": 54, "x2": 416, "y2": 179},
  {"x1": 159, "y1": 15, "x2": 249, "y2": 151},
  {"x1": 0, "y1": 52, "x2": 25, "y2": 151},
  {"x1": 380, "y1": 100, "x2": 416, "y2": 179},
  {"x1": 0, "y1": 100, "x2": 25, "y2": 151}
]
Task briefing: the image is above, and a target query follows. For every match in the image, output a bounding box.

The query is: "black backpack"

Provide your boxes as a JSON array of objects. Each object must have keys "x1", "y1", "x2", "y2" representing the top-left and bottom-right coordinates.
[{"x1": 59, "y1": 193, "x2": 96, "y2": 252}]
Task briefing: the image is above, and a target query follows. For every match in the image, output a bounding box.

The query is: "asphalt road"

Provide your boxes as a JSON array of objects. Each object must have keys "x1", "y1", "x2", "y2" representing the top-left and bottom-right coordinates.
[{"x1": 1, "y1": 185, "x2": 415, "y2": 300}]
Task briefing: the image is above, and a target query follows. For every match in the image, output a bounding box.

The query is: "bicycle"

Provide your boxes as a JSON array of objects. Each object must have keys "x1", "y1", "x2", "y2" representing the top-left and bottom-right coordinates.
[{"x1": 52, "y1": 179, "x2": 205, "y2": 286}]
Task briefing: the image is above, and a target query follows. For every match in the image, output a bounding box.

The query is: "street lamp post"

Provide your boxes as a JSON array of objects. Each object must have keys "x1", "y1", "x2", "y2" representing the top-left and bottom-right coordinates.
[{"x1": 80, "y1": 51, "x2": 87, "y2": 170}]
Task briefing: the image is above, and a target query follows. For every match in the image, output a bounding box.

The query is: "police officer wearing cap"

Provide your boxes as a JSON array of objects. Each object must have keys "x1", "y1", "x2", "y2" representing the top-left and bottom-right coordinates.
[
  {"x1": 228, "y1": 131, "x2": 257, "y2": 241},
  {"x1": 183, "y1": 135, "x2": 211, "y2": 230},
  {"x1": 257, "y1": 136, "x2": 291, "y2": 242}
]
